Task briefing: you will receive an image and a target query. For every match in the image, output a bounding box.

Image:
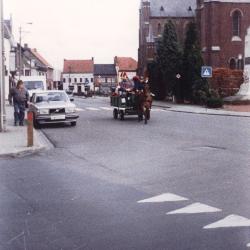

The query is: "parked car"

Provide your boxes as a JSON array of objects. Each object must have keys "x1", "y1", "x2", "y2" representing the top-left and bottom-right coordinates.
[{"x1": 29, "y1": 90, "x2": 79, "y2": 128}]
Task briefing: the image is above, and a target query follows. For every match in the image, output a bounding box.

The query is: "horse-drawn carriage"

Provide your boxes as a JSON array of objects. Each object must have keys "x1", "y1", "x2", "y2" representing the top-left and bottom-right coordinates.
[{"x1": 110, "y1": 90, "x2": 152, "y2": 124}]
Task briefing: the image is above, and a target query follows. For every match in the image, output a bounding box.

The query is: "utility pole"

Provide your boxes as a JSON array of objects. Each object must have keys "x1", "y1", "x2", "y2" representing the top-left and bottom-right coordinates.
[
  {"x1": 0, "y1": 0, "x2": 6, "y2": 132},
  {"x1": 18, "y1": 26, "x2": 22, "y2": 79},
  {"x1": 18, "y1": 23, "x2": 32, "y2": 80}
]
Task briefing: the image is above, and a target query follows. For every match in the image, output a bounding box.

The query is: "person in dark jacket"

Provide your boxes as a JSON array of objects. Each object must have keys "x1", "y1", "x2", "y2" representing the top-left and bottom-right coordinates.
[
  {"x1": 10, "y1": 80, "x2": 29, "y2": 126},
  {"x1": 133, "y1": 76, "x2": 144, "y2": 91}
]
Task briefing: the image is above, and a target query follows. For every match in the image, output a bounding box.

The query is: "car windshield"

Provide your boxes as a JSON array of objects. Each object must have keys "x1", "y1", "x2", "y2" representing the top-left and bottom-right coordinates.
[
  {"x1": 35, "y1": 92, "x2": 69, "y2": 103},
  {"x1": 24, "y1": 81, "x2": 44, "y2": 90}
]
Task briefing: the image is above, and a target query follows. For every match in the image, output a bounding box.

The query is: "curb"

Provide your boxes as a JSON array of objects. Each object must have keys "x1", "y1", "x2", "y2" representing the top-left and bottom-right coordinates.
[
  {"x1": 0, "y1": 129, "x2": 54, "y2": 159},
  {"x1": 152, "y1": 104, "x2": 250, "y2": 118}
]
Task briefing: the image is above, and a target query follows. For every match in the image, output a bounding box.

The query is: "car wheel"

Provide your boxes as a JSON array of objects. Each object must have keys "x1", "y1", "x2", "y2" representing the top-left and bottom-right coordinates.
[
  {"x1": 71, "y1": 121, "x2": 77, "y2": 126},
  {"x1": 33, "y1": 115, "x2": 40, "y2": 129}
]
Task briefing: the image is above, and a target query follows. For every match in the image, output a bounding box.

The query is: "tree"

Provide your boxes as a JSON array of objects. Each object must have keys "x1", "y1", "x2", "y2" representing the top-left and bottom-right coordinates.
[
  {"x1": 182, "y1": 22, "x2": 209, "y2": 102},
  {"x1": 147, "y1": 61, "x2": 165, "y2": 100},
  {"x1": 156, "y1": 20, "x2": 182, "y2": 98}
]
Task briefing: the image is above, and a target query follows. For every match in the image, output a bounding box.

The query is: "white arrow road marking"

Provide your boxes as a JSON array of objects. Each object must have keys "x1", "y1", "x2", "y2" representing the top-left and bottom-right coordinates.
[
  {"x1": 166, "y1": 203, "x2": 222, "y2": 215},
  {"x1": 203, "y1": 215, "x2": 250, "y2": 229},
  {"x1": 247, "y1": 243, "x2": 250, "y2": 248},
  {"x1": 85, "y1": 107, "x2": 100, "y2": 111},
  {"x1": 137, "y1": 193, "x2": 188, "y2": 203}
]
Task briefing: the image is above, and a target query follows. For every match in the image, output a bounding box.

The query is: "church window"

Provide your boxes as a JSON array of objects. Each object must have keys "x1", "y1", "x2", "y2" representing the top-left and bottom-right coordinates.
[
  {"x1": 232, "y1": 10, "x2": 241, "y2": 37},
  {"x1": 229, "y1": 58, "x2": 237, "y2": 70},
  {"x1": 160, "y1": 6, "x2": 164, "y2": 11},
  {"x1": 157, "y1": 23, "x2": 162, "y2": 34}
]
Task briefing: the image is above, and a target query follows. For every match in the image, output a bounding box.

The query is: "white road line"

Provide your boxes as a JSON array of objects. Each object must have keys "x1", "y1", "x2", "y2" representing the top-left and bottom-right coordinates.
[
  {"x1": 137, "y1": 193, "x2": 188, "y2": 203},
  {"x1": 100, "y1": 107, "x2": 113, "y2": 111},
  {"x1": 166, "y1": 203, "x2": 222, "y2": 215},
  {"x1": 151, "y1": 109, "x2": 165, "y2": 112},
  {"x1": 203, "y1": 214, "x2": 250, "y2": 229},
  {"x1": 76, "y1": 108, "x2": 85, "y2": 111},
  {"x1": 247, "y1": 243, "x2": 250, "y2": 248},
  {"x1": 85, "y1": 107, "x2": 100, "y2": 111}
]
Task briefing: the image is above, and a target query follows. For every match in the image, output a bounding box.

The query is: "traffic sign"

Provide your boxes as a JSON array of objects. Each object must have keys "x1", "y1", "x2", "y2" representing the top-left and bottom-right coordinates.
[{"x1": 201, "y1": 66, "x2": 213, "y2": 78}]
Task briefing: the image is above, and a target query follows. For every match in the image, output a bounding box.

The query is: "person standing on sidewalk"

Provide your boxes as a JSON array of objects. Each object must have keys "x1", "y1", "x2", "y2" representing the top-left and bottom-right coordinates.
[{"x1": 10, "y1": 80, "x2": 29, "y2": 126}]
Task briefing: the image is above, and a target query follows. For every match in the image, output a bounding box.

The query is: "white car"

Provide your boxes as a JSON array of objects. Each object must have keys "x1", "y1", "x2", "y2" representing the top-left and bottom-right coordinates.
[{"x1": 29, "y1": 90, "x2": 79, "y2": 128}]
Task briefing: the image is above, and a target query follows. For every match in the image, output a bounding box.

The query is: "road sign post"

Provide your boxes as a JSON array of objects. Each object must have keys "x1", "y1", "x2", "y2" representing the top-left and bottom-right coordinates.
[
  {"x1": 0, "y1": 0, "x2": 6, "y2": 132},
  {"x1": 27, "y1": 111, "x2": 34, "y2": 147}
]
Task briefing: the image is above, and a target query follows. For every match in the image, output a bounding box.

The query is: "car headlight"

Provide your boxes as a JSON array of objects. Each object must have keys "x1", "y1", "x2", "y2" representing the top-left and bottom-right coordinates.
[
  {"x1": 38, "y1": 109, "x2": 49, "y2": 115},
  {"x1": 66, "y1": 107, "x2": 76, "y2": 113}
]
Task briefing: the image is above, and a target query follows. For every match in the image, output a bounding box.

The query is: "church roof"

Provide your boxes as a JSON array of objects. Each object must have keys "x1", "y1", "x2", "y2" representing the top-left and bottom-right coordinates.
[{"x1": 150, "y1": 0, "x2": 197, "y2": 17}]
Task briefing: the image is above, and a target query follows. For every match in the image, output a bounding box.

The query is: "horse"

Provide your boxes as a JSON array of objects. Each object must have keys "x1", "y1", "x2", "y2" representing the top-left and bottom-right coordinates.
[{"x1": 138, "y1": 84, "x2": 153, "y2": 124}]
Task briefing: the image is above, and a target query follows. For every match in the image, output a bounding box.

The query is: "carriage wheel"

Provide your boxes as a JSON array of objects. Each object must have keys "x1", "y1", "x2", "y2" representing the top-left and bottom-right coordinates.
[
  {"x1": 113, "y1": 109, "x2": 118, "y2": 120},
  {"x1": 120, "y1": 110, "x2": 125, "y2": 121}
]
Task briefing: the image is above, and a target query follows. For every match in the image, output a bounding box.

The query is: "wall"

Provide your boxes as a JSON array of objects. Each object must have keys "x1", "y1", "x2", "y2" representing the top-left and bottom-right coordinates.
[
  {"x1": 118, "y1": 71, "x2": 136, "y2": 83},
  {"x1": 4, "y1": 39, "x2": 10, "y2": 99},
  {"x1": 210, "y1": 68, "x2": 243, "y2": 97},
  {"x1": 200, "y1": 2, "x2": 250, "y2": 68},
  {"x1": 62, "y1": 73, "x2": 94, "y2": 92}
]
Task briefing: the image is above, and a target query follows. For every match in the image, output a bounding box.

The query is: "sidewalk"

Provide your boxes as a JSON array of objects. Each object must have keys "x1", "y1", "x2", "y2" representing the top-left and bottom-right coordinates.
[
  {"x1": 153, "y1": 101, "x2": 250, "y2": 118},
  {"x1": 0, "y1": 104, "x2": 53, "y2": 158}
]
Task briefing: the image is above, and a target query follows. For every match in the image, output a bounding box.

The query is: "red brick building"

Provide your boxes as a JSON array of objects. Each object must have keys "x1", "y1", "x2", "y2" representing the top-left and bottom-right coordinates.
[{"x1": 138, "y1": 0, "x2": 250, "y2": 75}]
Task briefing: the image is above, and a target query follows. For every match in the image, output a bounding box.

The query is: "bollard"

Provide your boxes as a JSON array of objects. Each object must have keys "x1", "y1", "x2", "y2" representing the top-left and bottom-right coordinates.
[{"x1": 27, "y1": 111, "x2": 34, "y2": 147}]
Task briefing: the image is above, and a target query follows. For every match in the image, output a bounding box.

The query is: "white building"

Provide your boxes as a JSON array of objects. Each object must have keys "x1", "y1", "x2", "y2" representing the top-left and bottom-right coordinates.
[
  {"x1": 3, "y1": 18, "x2": 17, "y2": 99},
  {"x1": 62, "y1": 59, "x2": 94, "y2": 93}
]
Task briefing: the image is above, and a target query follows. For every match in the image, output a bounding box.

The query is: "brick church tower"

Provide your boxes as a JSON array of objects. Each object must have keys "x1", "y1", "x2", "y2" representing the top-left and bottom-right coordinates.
[
  {"x1": 138, "y1": 0, "x2": 250, "y2": 75},
  {"x1": 198, "y1": 0, "x2": 250, "y2": 70}
]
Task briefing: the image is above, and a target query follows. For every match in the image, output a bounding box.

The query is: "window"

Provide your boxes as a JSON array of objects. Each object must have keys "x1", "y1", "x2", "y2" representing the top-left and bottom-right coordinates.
[
  {"x1": 91, "y1": 78, "x2": 93, "y2": 83},
  {"x1": 80, "y1": 78, "x2": 82, "y2": 83},
  {"x1": 237, "y1": 59, "x2": 244, "y2": 70},
  {"x1": 157, "y1": 23, "x2": 162, "y2": 35},
  {"x1": 232, "y1": 10, "x2": 241, "y2": 37},
  {"x1": 69, "y1": 78, "x2": 71, "y2": 83},
  {"x1": 63, "y1": 78, "x2": 66, "y2": 83},
  {"x1": 229, "y1": 58, "x2": 237, "y2": 70},
  {"x1": 74, "y1": 78, "x2": 77, "y2": 83},
  {"x1": 25, "y1": 70, "x2": 30, "y2": 76}
]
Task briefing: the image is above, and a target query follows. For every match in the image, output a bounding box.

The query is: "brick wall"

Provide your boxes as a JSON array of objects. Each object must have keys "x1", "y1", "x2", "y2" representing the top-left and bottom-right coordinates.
[
  {"x1": 210, "y1": 68, "x2": 243, "y2": 97},
  {"x1": 200, "y1": 2, "x2": 250, "y2": 68}
]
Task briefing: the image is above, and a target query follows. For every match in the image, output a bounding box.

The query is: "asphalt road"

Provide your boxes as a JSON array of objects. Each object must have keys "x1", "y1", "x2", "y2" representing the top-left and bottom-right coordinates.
[{"x1": 0, "y1": 96, "x2": 250, "y2": 250}]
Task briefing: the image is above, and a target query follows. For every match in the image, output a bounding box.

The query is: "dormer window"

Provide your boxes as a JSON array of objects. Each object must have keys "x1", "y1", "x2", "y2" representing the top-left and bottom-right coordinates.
[{"x1": 160, "y1": 6, "x2": 164, "y2": 11}]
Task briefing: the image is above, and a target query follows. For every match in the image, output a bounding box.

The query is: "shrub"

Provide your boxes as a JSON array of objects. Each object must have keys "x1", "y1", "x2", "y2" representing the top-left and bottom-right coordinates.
[{"x1": 206, "y1": 97, "x2": 224, "y2": 108}]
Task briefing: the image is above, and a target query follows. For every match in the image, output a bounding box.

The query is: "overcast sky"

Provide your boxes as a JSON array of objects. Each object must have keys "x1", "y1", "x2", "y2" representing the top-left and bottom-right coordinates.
[{"x1": 4, "y1": 0, "x2": 140, "y2": 70}]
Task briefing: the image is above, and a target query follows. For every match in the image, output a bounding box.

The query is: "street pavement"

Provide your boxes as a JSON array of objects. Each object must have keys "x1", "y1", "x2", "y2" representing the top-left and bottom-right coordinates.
[
  {"x1": 0, "y1": 104, "x2": 52, "y2": 158},
  {"x1": 0, "y1": 96, "x2": 250, "y2": 250}
]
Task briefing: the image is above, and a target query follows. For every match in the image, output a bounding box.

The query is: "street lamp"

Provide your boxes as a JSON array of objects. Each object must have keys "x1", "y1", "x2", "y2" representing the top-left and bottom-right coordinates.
[{"x1": 18, "y1": 22, "x2": 33, "y2": 79}]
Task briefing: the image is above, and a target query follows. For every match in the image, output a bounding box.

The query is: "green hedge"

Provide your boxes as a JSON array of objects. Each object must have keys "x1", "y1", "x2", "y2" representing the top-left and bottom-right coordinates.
[{"x1": 206, "y1": 97, "x2": 224, "y2": 108}]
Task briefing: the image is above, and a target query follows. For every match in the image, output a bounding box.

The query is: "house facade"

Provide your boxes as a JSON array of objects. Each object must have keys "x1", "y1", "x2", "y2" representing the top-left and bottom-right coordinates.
[
  {"x1": 62, "y1": 59, "x2": 94, "y2": 94},
  {"x1": 94, "y1": 64, "x2": 117, "y2": 94},
  {"x1": 138, "y1": 0, "x2": 250, "y2": 74},
  {"x1": 114, "y1": 56, "x2": 138, "y2": 82}
]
